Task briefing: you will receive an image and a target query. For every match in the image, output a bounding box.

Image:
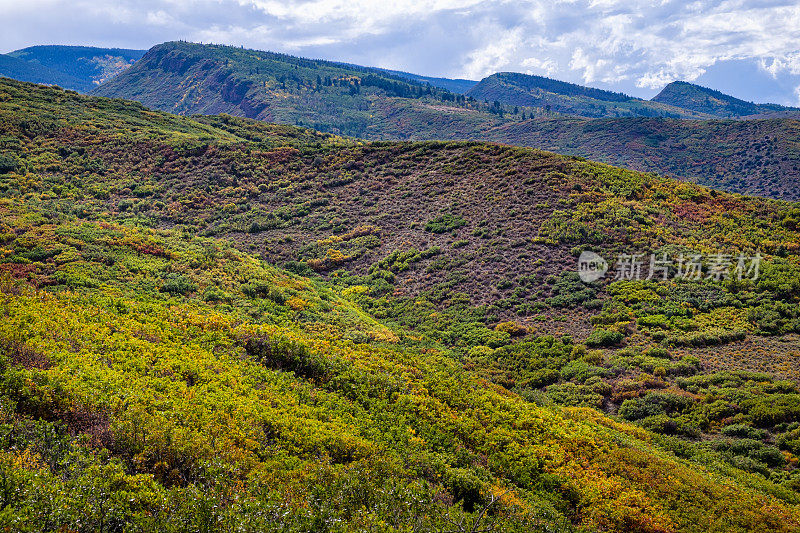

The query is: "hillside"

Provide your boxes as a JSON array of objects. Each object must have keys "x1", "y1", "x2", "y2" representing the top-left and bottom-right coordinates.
[
  {"x1": 486, "y1": 115, "x2": 800, "y2": 201},
  {"x1": 90, "y1": 41, "x2": 800, "y2": 202},
  {"x1": 4, "y1": 77, "x2": 800, "y2": 530},
  {"x1": 4, "y1": 45, "x2": 145, "y2": 92},
  {"x1": 92, "y1": 41, "x2": 511, "y2": 139},
  {"x1": 379, "y1": 68, "x2": 478, "y2": 93},
  {"x1": 466, "y1": 72, "x2": 707, "y2": 119},
  {"x1": 653, "y1": 81, "x2": 796, "y2": 118},
  {"x1": 0, "y1": 54, "x2": 91, "y2": 92}
]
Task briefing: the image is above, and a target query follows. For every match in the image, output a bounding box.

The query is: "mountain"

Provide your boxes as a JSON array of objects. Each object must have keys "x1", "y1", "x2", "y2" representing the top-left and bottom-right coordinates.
[
  {"x1": 0, "y1": 53, "x2": 91, "y2": 91},
  {"x1": 652, "y1": 81, "x2": 797, "y2": 118},
  {"x1": 465, "y1": 71, "x2": 710, "y2": 118},
  {"x1": 7, "y1": 45, "x2": 146, "y2": 91},
  {"x1": 468, "y1": 73, "x2": 800, "y2": 120},
  {"x1": 4, "y1": 77, "x2": 800, "y2": 530},
  {"x1": 92, "y1": 41, "x2": 501, "y2": 139}
]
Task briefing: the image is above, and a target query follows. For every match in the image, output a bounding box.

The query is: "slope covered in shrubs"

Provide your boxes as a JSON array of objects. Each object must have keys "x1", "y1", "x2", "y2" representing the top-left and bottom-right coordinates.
[{"x1": 2, "y1": 78, "x2": 800, "y2": 530}]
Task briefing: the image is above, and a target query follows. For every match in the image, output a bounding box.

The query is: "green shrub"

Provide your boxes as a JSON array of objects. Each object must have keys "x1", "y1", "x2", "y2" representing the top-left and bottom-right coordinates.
[
  {"x1": 720, "y1": 424, "x2": 767, "y2": 440},
  {"x1": 585, "y1": 328, "x2": 623, "y2": 347},
  {"x1": 0, "y1": 154, "x2": 18, "y2": 174},
  {"x1": 160, "y1": 273, "x2": 196, "y2": 295},
  {"x1": 619, "y1": 392, "x2": 692, "y2": 421},
  {"x1": 425, "y1": 214, "x2": 466, "y2": 233}
]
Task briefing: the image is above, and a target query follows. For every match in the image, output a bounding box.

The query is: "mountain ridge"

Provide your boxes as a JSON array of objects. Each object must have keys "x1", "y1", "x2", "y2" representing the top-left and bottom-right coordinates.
[
  {"x1": 653, "y1": 80, "x2": 796, "y2": 118},
  {"x1": 77, "y1": 41, "x2": 800, "y2": 201}
]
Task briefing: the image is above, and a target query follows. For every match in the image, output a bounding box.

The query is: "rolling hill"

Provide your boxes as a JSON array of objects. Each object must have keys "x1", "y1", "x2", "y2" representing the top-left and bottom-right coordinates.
[
  {"x1": 3, "y1": 77, "x2": 800, "y2": 530},
  {"x1": 379, "y1": 68, "x2": 478, "y2": 93},
  {"x1": 90, "y1": 41, "x2": 800, "y2": 201},
  {"x1": 469, "y1": 73, "x2": 800, "y2": 120},
  {"x1": 485, "y1": 115, "x2": 800, "y2": 201},
  {"x1": 465, "y1": 71, "x2": 710, "y2": 119},
  {"x1": 91, "y1": 40, "x2": 500, "y2": 139},
  {"x1": 653, "y1": 81, "x2": 796, "y2": 118}
]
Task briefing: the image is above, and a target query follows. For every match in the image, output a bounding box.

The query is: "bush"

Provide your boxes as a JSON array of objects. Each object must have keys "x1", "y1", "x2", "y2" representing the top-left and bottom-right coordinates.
[
  {"x1": 425, "y1": 214, "x2": 466, "y2": 233},
  {"x1": 585, "y1": 328, "x2": 623, "y2": 347},
  {"x1": 242, "y1": 280, "x2": 286, "y2": 304},
  {"x1": 160, "y1": 273, "x2": 196, "y2": 295},
  {"x1": 619, "y1": 392, "x2": 692, "y2": 421},
  {"x1": 745, "y1": 394, "x2": 800, "y2": 427},
  {"x1": 202, "y1": 286, "x2": 229, "y2": 302},
  {"x1": 639, "y1": 414, "x2": 699, "y2": 437},
  {"x1": 546, "y1": 271, "x2": 597, "y2": 308},
  {"x1": 559, "y1": 360, "x2": 607, "y2": 383},
  {"x1": 720, "y1": 424, "x2": 766, "y2": 440},
  {"x1": 546, "y1": 382, "x2": 604, "y2": 408},
  {"x1": 0, "y1": 154, "x2": 17, "y2": 174},
  {"x1": 494, "y1": 321, "x2": 527, "y2": 337},
  {"x1": 244, "y1": 335, "x2": 328, "y2": 380}
]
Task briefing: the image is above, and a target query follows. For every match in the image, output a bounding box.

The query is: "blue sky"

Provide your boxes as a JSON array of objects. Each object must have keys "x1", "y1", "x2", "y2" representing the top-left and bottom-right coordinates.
[{"x1": 2, "y1": 0, "x2": 800, "y2": 104}]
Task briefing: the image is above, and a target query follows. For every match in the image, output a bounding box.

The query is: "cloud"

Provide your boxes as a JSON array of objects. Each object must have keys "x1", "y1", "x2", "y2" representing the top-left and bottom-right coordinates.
[{"x1": 1, "y1": 0, "x2": 799, "y2": 101}]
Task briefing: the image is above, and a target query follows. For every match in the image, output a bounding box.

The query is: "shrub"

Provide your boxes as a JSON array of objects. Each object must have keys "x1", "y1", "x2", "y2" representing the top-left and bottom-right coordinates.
[
  {"x1": 494, "y1": 321, "x2": 527, "y2": 337},
  {"x1": 644, "y1": 346, "x2": 670, "y2": 359},
  {"x1": 243, "y1": 335, "x2": 328, "y2": 380},
  {"x1": 720, "y1": 424, "x2": 767, "y2": 440},
  {"x1": 425, "y1": 214, "x2": 466, "y2": 233},
  {"x1": 546, "y1": 271, "x2": 597, "y2": 308},
  {"x1": 202, "y1": 286, "x2": 229, "y2": 303},
  {"x1": 0, "y1": 154, "x2": 17, "y2": 174},
  {"x1": 242, "y1": 280, "x2": 286, "y2": 304},
  {"x1": 546, "y1": 382, "x2": 604, "y2": 408},
  {"x1": 619, "y1": 392, "x2": 692, "y2": 421},
  {"x1": 160, "y1": 273, "x2": 196, "y2": 295},
  {"x1": 559, "y1": 360, "x2": 607, "y2": 383},
  {"x1": 585, "y1": 328, "x2": 623, "y2": 347}
]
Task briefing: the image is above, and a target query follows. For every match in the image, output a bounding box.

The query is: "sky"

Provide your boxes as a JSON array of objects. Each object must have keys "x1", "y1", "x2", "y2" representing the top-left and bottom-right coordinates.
[{"x1": 2, "y1": 0, "x2": 800, "y2": 104}]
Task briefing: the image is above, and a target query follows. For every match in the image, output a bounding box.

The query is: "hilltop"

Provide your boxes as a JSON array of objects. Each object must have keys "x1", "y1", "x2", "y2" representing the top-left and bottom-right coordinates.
[
  {"x1": 653, "y1": 81, "x2": 796, "y2": 118},
  {"x1": 378, "y1": 68, "x2": 478, "y2": 93},
  {"x1": 3, "y1": 78, "x2": 800, "y2": 530},
  {"x1": 473, "y1": 74, "x2": 800, "y2": 120},
  {"x1": 466, "y1": 71, "x2": 707, "y2": 119}
]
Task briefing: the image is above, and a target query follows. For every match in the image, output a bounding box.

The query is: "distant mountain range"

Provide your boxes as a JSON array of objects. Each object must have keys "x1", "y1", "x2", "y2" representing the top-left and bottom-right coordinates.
[
  {"x1": 377, "y1": 68, "x2": 478, "y2": 94},
  {"x1": 2, "y1": 41, "x2": 800, "y2": 200},
  {"x1": 1, "y1": 45, "x2": 145, "y2": 91}
]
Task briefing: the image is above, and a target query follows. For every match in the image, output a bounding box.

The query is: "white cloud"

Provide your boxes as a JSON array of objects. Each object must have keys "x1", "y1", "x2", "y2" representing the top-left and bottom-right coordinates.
[{"x1": 462, "y1": 25, "x2": 523, "y2": 79}]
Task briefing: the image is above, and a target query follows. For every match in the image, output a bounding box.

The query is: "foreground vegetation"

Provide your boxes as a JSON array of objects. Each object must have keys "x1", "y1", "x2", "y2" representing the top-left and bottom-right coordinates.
[{"x1": 2, "y1": 77, "x2": 800, "y2": 530}]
